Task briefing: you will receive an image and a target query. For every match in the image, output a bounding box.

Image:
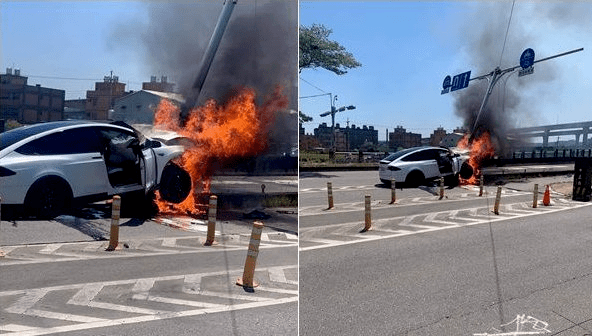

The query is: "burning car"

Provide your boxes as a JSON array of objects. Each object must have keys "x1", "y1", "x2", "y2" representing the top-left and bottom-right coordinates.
[
  {"x1": 379, "y1": 146, "x2": 473, "y2": 187},
  {"x1": 0, "y1": 120, "x2": 191, "y2": 218}
]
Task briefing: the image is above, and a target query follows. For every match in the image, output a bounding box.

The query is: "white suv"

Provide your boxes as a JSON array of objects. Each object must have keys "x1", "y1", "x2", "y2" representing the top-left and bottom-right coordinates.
[
  {"x1": 0, "y1": 120, "x2": 191, "y2": 218},
  {"x1": 379, "y1": 146, "x2": 472, "y2": 187}
]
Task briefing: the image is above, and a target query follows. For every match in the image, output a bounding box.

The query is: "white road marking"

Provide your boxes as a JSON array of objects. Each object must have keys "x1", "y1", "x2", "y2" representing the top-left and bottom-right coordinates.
[
  {"x1": 5, "y1": 297, "x2": 299, "y2": 336},
  {"x1": 300, "y1": 201, "x2": 592, "y2": 252},
  {"x1": 268, "y1": 267, "x2": 287, "y2": 283},
  {"x1": 38, "y1": 244, "x2": 62, "y2": 254},
  {"x1": 145, "y1": 295, "x2": 222, "y2": 308},
  {"x1": 0, "y1": 266, "x2": 298, "y2": 336},
  {"x1": 182, "y1": 274, "x2": 202, "y2": 294},
  {"x1": 131, "y1": 278, "x2": 156, "y2": 300},
  {"x1": 0, "y1": 324, "x2": 35, "y2": 332},
  {"x1": 0, "y1": 236, "x2": 296, "y2": 266},
  {"x1": 161, "y1": 237, "x2": 177, "y2": 247}
]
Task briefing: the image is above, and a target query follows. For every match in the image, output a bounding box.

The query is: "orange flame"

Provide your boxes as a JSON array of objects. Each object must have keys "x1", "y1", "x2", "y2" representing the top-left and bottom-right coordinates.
[
  {"x1": 154, "y1": 86, "x2": 288, "y2": 215},
  {"x1": 458, "y1": 131, "x2": 495, "y2": 185}
]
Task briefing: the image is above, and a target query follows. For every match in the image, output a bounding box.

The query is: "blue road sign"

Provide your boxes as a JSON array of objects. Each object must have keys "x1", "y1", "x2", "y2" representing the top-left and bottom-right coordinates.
[
  {"x1": 441, "y1": 75, "x2": 452, "y2": 94},
  {"x1": 520, "y1": 48, "x2": 535, "y2": 69},
  {"x1": 450, "y1": 71, "x2": 471, "y2": 92}
]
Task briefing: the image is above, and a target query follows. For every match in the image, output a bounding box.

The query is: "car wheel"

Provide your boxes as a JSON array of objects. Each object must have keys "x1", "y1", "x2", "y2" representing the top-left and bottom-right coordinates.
[
  {"x1": 159, "y1": 162, "x2": 191, "y2": 204},
  {"x1": 460, "y1": 162, "x2": 474, "y2": 180},
  {"x1": 405, "y1": 171, "x2": 425, "y2": 188},
  {"x1": 24, "y1": 176, "x2": 72, "y2": 219}
]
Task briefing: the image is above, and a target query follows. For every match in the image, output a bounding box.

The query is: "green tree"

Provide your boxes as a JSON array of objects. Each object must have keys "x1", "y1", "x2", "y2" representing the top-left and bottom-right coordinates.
[
  {"x1": 299, "y1": 23, "x2": 362, "y2": 75},
  {"x1": 299, "y1": 110, "x2": 313, "y2": 125}
]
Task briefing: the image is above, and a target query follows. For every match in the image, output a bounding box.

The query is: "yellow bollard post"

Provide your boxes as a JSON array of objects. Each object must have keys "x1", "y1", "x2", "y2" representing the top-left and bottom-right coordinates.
[
  {"x1": 204, "y1": 195, "x2": 218, "y2": 246},
  {"x1": 361, "y1": 194, "x2": 372, "y2": 232},
  {"x1": 327, "y1": 182, "x2": 334, "y2": 209},
  {"x1": 479, "y1": 175, "x2": 484, "y2": 197},
  {"x1": 237, "y1": 221, "x2": 264, "y2": 288},
  {"x1": 493, "y1": 186, "x2": 502, "y2": 215},
  {"x1": 532, "y1": 184, "x2": 538, "y2": 208},
  {"x1": 439, "y1": 177, "x2": 445, "y2": 200},
  {"x1": 106, "y1": 195, "x2": 121, "y2": 251},
  {"x1": 390, "y1": 178, "x2": 396, "y2": 204}
]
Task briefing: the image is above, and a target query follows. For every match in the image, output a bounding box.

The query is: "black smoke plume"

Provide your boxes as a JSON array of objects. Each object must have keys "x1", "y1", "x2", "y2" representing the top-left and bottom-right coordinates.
[
  {"x1": 112, "y1": 0, "x2": 297, "y2": 154},
  {"x1": 453, "y1": 2, "x2": 590, "y2": 154}
]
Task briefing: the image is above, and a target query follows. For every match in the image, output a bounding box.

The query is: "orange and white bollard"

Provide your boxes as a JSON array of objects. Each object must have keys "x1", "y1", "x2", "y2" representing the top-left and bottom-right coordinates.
[
  {"x1": 390, "y1": 178, "x2": 396, "y2": 204},
  {"x1": 543, "y1": 185, "x2": 551, "y2": 206},
  {"x1": 204, "y1": 195, "x2": 217, "y2": 246},
  {"x1": 493, "y1": 186, "x2": 502, "y2": 215},
  {"x1": 532, "y1": 184, "x2": 538, "y2": 208},
  {"x1": 439, "y1": 177, "x2": 445, "y2": 200},
  {"x1": 106, "y1": 195, "x2": 121, "y2": 251},
  {"x1": 362, "y1": 194, "x2": 372, "y2": 232},
  {"x1": 237, "y1": 221, "x2": 264, "y2": 288},
  {"x1": 327, "y1": 182, "x2": 334, "y2": 209},
  {"x1": 479, "y1": 175, "x2": 484, "y2": 197}
]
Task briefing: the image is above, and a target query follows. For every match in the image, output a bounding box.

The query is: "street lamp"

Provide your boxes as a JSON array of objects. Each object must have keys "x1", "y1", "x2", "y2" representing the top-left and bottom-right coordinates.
[{"x1": 319, "y1": 94, "x2": 356, "y2": 159}]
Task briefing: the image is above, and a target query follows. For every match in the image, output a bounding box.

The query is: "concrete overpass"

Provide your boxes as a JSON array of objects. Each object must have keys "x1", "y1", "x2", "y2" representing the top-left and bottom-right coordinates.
[{"x1": 509, "y1": 121, "x2": 592, "y2": 148}]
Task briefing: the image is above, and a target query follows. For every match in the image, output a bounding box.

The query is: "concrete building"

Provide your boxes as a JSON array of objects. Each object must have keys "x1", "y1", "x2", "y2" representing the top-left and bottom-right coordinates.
[
  {"x1": 0, "y1": 68, "x2": 64, "y2": 123},
  {"x1": 142, "y1": 76, "x2": 175, "y2": 93},
  {"x1": 313, "y1": 122, "x2": 379, "y2": 151},
  {"x1": 85, "y1": 72, "x2": 128, "y2": 120},
  {"x1": 389, "y1": 126, "x2": 422, "y2": 149},
  {"x1": 111, "y1": 90, "x2": 185, "y2": 125},
  {"x1": 64, "y1": 99, "x2": 87, "y2": 120},
  {"x1": 429, "y1": 127, "x2": 447, "y2": 146}
]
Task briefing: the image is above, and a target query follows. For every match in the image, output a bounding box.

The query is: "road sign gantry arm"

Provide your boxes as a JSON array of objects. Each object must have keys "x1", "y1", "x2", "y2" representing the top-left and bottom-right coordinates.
[{"x1": 441, "y1": 47, "x2": 584, "y2": 140}]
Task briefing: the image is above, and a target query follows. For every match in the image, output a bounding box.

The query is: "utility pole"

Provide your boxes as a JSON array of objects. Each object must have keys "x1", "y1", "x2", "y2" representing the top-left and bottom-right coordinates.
[
  {"x1": 319, "y1": 95, "x2": 356, "y2": 160},
  {"x1": 441, "y1": 47, "x2": 584, "y2": 143}
]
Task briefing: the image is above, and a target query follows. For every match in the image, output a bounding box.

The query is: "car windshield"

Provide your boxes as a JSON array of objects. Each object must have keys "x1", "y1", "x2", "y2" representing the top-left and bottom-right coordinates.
[
  {"x1": 0, "y1": 122, "x2": 76, "y2": 151},
  {"x1": 381, "y1": 147, "x2": 424, "y2": 162}
]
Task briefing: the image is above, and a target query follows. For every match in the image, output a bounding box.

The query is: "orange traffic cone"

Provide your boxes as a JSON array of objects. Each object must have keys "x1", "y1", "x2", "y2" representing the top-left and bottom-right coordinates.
[{"x1": 542, "y1": 185, "x2": 551, "y2": 206}]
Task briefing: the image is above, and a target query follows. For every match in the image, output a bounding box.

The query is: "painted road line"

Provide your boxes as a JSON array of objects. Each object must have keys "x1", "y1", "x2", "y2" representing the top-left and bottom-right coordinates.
[
  {"x1": 145, "y1": 296, "x2": 223, "y2": 309},
  {"x1": 161, "y1": 237, "x2": 177, "y2": 247},
  {"x1": 4, "y1": 297, "x2": 299, "y2": 336},
  {"x1": 131, "y1": 278, "x2": 156, "y2": 300},
  {"x1": 0, "y1": 324, "x2": 35, "y2": 332},
  {"x1": 1, "y1": 266, "x2": 298, "y2": 336},
  {"x1": 256, "y1": 287, "x2": 299, "y2": 295},
  {"x1": 182, "y1": 274, "x2": 202, "y2": 294},
  {"x1": 300, "y1": 201, "x2": 592, "y2": 252},
  {"x1": 38, "y1": 244, "x2": 62, "y2": 254},
  {"x1": 0, "y1": 241, "x2": 293, "y2": 267}
]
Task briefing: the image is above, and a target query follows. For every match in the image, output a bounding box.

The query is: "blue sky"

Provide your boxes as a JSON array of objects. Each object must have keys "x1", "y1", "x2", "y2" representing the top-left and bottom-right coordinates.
[
  {"x1": 1, "y1": 1, "x2": 150, "y2": 100},
  {"x1": 299, "y1": 1, "x2": 592, "y2": 140},
  {"x1": 1, "y1": 0, "x2": 296, "y2": 105}
]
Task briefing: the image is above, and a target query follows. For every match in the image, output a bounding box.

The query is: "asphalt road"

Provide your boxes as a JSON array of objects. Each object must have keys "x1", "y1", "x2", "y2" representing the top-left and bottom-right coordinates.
[
  {"x1": 299, "y1": 170, "x2": 592, "y2": 336},
  {"x1": 0, "y1": 175, "x2": 298, "y2": 335}
]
